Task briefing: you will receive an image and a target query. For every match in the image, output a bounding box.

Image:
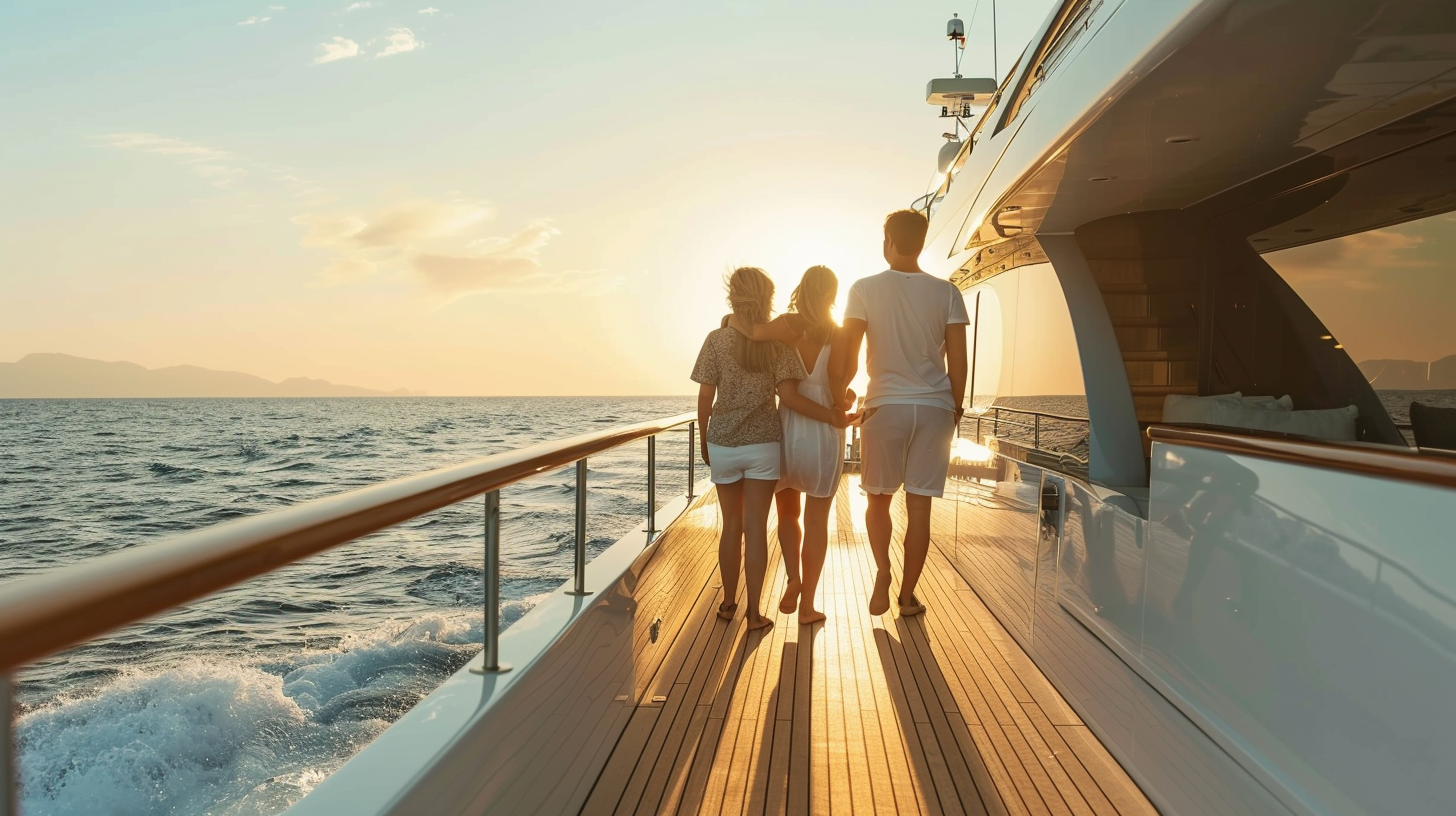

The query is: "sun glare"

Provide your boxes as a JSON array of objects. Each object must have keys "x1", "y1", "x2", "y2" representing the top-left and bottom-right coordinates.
[{"x1": 951, "y1": 437, "x2": 994, "y2": 464}]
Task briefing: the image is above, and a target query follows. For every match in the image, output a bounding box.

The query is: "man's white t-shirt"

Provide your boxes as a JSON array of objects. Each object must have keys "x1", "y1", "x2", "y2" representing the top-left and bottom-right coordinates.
[{"x1": 844, "y1": 269, "x2": 970, "y2": 412}]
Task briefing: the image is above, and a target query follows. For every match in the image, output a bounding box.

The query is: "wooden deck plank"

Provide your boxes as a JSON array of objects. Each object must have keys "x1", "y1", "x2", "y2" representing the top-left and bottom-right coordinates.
[{"x1": 579, "y1": 474, "x2": 1155, "y2": 816}]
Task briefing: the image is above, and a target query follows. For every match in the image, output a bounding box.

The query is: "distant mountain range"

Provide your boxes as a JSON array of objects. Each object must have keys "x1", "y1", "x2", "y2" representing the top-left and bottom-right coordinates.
[
  {"x1": 0, "y1": 354, "x2": 424, "y2": 398},
  {"x1": 1358, "y1": 355, "x2": 1456, "y2": 390}
]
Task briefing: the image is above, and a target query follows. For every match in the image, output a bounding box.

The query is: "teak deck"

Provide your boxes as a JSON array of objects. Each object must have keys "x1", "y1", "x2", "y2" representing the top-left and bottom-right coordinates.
[{"x1": 580, "y1": 475, "x2": 1156, "y2": 816}]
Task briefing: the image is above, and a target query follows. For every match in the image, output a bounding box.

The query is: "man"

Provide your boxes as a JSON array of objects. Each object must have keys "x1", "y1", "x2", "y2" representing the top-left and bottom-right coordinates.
[{"x1": 831, "y1": 210, "x2": 969, "y2": 616}]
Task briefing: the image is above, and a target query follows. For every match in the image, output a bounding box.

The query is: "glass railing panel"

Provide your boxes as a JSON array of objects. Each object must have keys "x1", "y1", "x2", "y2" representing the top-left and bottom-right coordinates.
[{"x1": 1143, "y1": 441, "x2": 1456, "y2": 816}]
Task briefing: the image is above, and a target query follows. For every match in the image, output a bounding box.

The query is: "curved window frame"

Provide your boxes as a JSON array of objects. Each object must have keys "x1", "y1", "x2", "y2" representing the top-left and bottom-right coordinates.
[{"x1": 995, "y1": 0, "x2": 1102, "y2": 135}]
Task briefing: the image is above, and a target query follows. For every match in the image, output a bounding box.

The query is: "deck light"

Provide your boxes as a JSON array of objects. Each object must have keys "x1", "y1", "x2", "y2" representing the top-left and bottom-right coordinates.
[
  {"x1": 1088, "y1": 175, "x2": 1114, "y2": 182},
  {"x1": 1165, "y1": 135, "x2": 1200, "y2": 144}
]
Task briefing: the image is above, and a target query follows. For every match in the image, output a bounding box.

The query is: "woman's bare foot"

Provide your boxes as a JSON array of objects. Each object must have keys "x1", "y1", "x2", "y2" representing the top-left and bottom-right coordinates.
[
  {"x1": 717, "y1": 600, "x2": 738, "y2": 621},
  {"x1": 779, "y1": 579, "x2": 801, "y2": 614},
  {"x1": 868, "y1": 569, "x2": 892, "y2": 615},
  {"x1": 898, "y1": 595, "x2": 926, "y2": 617},
  {"x1": 746, "y1": 613, "x2": 776, "y2": 632},
  {"x1": 798, "y1": 607, "x2": 826, "y2": 625}
]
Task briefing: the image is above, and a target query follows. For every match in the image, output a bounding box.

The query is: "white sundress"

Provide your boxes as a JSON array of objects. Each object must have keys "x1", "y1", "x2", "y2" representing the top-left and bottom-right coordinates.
[{"x1": 778, "y1": 344, "x2": 845, "y2": 498}]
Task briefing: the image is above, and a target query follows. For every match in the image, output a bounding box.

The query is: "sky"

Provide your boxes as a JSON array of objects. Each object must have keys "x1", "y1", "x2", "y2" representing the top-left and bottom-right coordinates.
[
  {"x1": 0, "y1": 0, "x2": 1059, "y2": 396},
  {"x1": 2, "y1": 2, "x2": 1449, "y2": 398}
]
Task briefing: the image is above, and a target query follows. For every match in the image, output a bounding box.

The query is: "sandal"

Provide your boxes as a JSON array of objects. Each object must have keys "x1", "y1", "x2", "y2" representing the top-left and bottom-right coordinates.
[
  {"x1": 898, "y1": 595, "x2": 926, "y2": 617},
  {"x1": 716, "y1": 601, "x2": 738, "y2": 621}
]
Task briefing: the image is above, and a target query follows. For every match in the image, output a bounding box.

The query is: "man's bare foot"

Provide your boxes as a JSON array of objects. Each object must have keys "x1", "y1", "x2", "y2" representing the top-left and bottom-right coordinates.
[
  {"x1": 898, "y1": 595, "x2": 926, "y2": 617},
  {"x1": 746, "y1": 613, "x2": 775, "y2": 632},
  {"x1": 779, "y1": 579, "x2": 801, "y2": 614},
  {"x1": 798, "y1": 607, "x2": 826, "y2": 625},
  {"x1": 869, "y1": 569, "x2": 892, "y2": 616},
  {"x1": 717, "y1": 600, "x2": 737, "y2": 621}
]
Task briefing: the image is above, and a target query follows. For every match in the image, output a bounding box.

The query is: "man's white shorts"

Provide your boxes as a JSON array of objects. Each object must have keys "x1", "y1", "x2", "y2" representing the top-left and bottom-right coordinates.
[
  {"x1": 707, "y1": 441, "x2": 781, "y2": 484},
  {"x1": 860, "y1": 404, "x2": 955, "y2": 497}
]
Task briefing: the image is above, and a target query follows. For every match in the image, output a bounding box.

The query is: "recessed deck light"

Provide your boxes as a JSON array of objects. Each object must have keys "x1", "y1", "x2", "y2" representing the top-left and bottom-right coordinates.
[
  {"x1": 1321, "y1": 335, "x2": 1333, "y2": 340},
  {"x1": 1252, "y1": 238, "x2": 1270, "y2": 243},
  {"x1": 1334, "y1": 344, "x2": 1344, "y2": 349},
  {"x1": 1002, "y1": 205, "x2": 1021, "y2": 211},
  {"x1": 1088, "y1": 175, "x2": 1114, "y2": 182},
  {"x1": 1165, "y1": 135, "x2": 1200, "y2": 144},
  {"x1": 1294, "y1": 228, "x2": 1314, "y2": 233}
]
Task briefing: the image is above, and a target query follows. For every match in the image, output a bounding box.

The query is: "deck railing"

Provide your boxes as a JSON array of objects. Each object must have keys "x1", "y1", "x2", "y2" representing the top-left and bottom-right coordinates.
[
  {"x1": 0, "y1": 411, "x2": 699, "y2": 816},
  {"x1": 966, "y1": 407, "x2": 1091, "y2": 476}
]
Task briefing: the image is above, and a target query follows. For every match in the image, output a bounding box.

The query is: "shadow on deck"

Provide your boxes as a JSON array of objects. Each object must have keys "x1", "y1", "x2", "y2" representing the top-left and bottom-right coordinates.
[{"x1": 580, "y1": 475, "x2": 1156, "y2": 816}]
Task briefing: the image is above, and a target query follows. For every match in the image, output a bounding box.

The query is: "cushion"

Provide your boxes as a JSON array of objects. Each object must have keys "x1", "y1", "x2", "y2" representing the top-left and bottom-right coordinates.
[
  {"x1": 1163, "y1": 392, "x2": 1293, "y2": 423},
  {"x1": 1241, "y1": 394, "x2": 1294, "y2": 412},
  {"x1": 1411, "y1": 401, "x2": 1456, "y2": 451},
  {"x1": 1203, "y1": 401, "x2": 1359, "y2": 441},
  {"x1": 1163, "y1": 392, "x2": 1242, "y2": 424}
]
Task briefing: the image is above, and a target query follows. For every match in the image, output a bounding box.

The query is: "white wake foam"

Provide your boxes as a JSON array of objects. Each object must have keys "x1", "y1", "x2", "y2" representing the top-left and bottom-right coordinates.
[{"x1": 17, "y1": 611, "x2": 516, "y2": 816}]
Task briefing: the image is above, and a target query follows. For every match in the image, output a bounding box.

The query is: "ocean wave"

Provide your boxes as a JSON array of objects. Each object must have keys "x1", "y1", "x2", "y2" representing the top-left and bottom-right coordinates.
[{"x1": 18, "y1": 613, "x2": 486, "y2": 816}]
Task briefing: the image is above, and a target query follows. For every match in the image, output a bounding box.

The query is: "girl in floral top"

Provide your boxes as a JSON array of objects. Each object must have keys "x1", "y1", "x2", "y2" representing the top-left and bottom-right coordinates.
[{"x1": 692, "y1": 267, "x2": 845, "y2": 631}]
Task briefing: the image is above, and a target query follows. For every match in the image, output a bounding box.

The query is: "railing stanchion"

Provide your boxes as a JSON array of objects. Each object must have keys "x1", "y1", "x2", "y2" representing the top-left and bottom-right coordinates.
[
  {"x1": 472, "y1": 490, "x2": 511, "y2": 673},
  {"x1": 566, "y1": 459, "x2": 592, "y2": 596},
  {"x1": 2, "y1": 672, "x2": 15, "y2": 816},
  {"x1": 646, "y1": 435, "x2": 657, "y2": 541},
  {"x1": 1035, "y1": 415, "x2": 1041, "y2": 450},
  {"x1": 687, "y1": 422, "x2": 696, "y2": 499}
]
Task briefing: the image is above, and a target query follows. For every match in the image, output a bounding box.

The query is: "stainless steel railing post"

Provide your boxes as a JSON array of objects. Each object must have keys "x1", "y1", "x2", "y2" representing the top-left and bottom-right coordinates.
[
  {"x1": 686, "y1": 422, "x2": 696, "y2": 499},
  {"x1": 1034, "y1": 415, "x2": 1041, "y2": 450},
  {"x1": 2, "y1": 672, "x2": 15, "y2": 816},
  {"x1": 471, "y1": 490, "x2": 511, "y2": 673},
  {"x1": 646, "y1": 435, "x2": 657, "y2": 541},
  {"x1": 566, "y1": 459, "x2": 592, "y2": 596}
]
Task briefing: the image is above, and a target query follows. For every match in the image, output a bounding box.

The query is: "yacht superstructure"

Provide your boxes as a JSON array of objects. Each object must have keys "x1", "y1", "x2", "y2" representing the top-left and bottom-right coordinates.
[{"x1": 3, "y1": 2, "x2": 1456, "y2": 815}]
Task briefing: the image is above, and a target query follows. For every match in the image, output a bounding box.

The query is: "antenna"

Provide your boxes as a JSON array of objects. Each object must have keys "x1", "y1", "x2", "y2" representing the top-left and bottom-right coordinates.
[
  {"x1": 992, "y1": 0, "x2": 998, "y2": 80},
  {"x1": 947, "y1": 12, "x2": 966, "y2": 78}
]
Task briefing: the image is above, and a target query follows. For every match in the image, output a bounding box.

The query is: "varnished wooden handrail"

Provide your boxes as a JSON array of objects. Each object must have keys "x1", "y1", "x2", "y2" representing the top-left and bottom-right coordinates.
[
  {"x1": 0, "y1": 412, "x2": 696, "y2": 673},
  {"x1": 1148, "y1": 425, "x2": 1456, "y2": 491}
]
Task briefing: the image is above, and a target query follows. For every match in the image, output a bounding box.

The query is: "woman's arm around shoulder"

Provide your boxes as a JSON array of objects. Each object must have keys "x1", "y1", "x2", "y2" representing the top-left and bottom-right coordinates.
[{"x1": 776, "y1": 380, "x2": 848, "y2": 429}]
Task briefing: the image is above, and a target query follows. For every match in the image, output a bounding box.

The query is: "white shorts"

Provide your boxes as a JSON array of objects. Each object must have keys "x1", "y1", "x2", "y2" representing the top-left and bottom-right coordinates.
[
  {"x1": 860, "y1": 404, "x2": 955, "y2": 497},
  {"x1": 707, "y1": 442, "x2": 781, "y2": 484}
]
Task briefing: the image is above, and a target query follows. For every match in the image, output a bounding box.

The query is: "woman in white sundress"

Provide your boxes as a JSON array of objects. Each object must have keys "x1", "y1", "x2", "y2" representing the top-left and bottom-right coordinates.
[{"x1": 730, "y1": 265, "x2": 852, "y2": 623}]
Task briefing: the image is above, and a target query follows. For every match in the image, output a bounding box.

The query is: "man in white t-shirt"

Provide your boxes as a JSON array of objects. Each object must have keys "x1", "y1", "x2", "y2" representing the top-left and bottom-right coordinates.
[{"x1": 831, "y1": 209, "x2": 969, "y2": 617}]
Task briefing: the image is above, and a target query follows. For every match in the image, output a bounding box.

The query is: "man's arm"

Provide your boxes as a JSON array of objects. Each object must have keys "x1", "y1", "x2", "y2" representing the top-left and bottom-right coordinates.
[
  {"x1": 830, "y1": 318, "x2": 866, "y2": 410},
  {"x1": 696, "y1": 383, "x2": 715, "y2": 465},
  {"x1": 945, "y1": 322, "x2": 968, "y2": 418}
]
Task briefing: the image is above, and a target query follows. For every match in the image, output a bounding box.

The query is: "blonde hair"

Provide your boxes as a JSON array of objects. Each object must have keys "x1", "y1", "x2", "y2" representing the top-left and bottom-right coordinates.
[
  {"x1": 789, "y1": 265, "x2": 838, "y2": 346},
  {"x1": 726, "y1": 266, "x2": 777, "y2": 374}
]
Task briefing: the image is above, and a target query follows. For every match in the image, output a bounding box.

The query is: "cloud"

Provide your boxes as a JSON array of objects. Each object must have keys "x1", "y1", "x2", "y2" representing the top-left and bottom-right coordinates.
[
  {"x1": 99, "y1": 132, "x2": 331, "y2": 203},
  {"x1": 1268, "y1": 228, "x2": 1434, "y2": 290},
  {"x1": 375, "y1": 28, "x2": 421, "y2": 58},
  {"x1": 344, "y1": 1, "x2": 373, "y2": 10},
  {"x1": 419, "y1": 7, "x2": 440, "y2": 14},
  {"x1": 294, "y1": 199, "x2": 609, "y2": 298},
  {"x1": 238, "y1": 5, "x2": 284, "y2": 24},
  {"x1": 296, "y1": 199, "x2": 490, "y2": 249},
  {"x1": 98, "y1": 133, "x2": 247, "y2": 188},
  {"x1": 315, "y1": 36, "x2": 361, "y2": 63}
]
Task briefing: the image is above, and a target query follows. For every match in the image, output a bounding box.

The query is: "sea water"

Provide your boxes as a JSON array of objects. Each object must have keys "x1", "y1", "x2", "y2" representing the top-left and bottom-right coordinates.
[{"x1": 0, "y1": 397, "x2": 692, "y2": 816}]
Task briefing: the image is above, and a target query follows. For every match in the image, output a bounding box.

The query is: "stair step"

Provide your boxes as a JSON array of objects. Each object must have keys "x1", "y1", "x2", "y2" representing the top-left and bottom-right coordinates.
[
  {"x1": 1123, "y1": 350, "x2": 1198, "y2": 362},
  {"x1": 1109, "y1": 316, "x2": 1199, "y2": 328},
  {"x1": 1095, "y1": 281, "x2": 1200, "y2": 296}
]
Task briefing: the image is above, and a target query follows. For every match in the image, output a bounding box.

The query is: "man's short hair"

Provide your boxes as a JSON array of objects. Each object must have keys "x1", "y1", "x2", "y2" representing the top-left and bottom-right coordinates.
[{"x1": 884, "y1": 209, "x2": 929, "y2": 256}]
